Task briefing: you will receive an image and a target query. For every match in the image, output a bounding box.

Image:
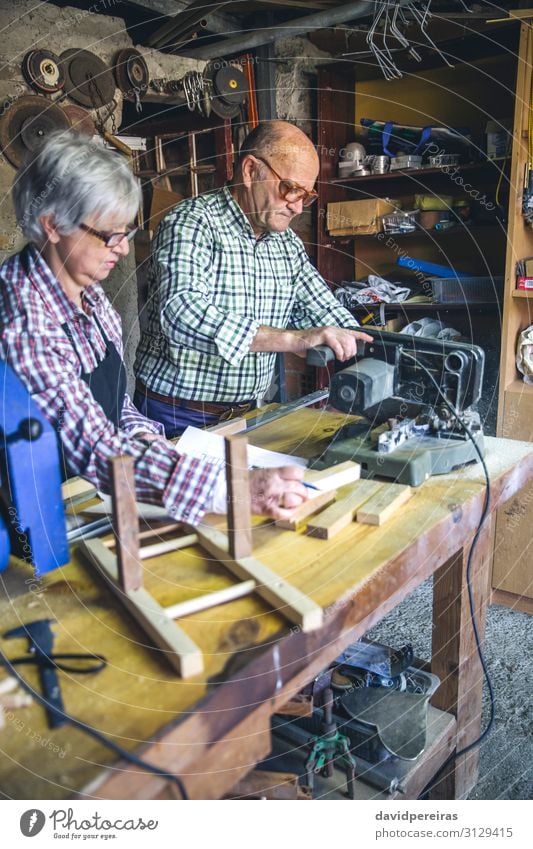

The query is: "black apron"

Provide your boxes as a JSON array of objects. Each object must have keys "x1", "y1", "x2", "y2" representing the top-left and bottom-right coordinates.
[
  {"x1": 21, "y1": 246, "x2": 127, "y2": 480},
  {"x1": 61, "y1": 316, "x2": 126, "y2": 428}
]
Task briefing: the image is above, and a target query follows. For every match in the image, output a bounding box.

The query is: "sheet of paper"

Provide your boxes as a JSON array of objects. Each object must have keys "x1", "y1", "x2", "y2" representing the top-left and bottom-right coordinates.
[{"x1": 175, "y1": 426, "x2": 307, "y2": 470}]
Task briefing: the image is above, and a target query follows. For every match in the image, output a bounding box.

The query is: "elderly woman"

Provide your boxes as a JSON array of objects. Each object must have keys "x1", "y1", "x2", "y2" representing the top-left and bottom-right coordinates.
[{"x1": 0, "y1": 131, "x2": 308, "y2": 524}]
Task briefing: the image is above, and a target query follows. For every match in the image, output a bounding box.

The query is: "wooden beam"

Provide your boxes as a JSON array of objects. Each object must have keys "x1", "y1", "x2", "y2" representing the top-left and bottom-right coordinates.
[
  {"x1": 225, "y1": 433, "x2": 252, "y2": 559},
  {"x1": 109, "y1": 456, "x2": 142, "y2": 592},
  {"x1": 307, "y1": 480, "x2": 384, "y2": 539},
  {"x1": 275, "y1": 489, "x2": 336, "y2": 531},
  {"x1": 196, "y1": 525, "x2": 323, "y2": 632},
  {"x1": 80, "y1": 539, "x2": 204, "y2": 678},
  {"x1": 356, "y1": 483, "x2": 413, "y2": 526},
  {"x1": 305, "y1": 460, "x2": 361, "y2": 490}
]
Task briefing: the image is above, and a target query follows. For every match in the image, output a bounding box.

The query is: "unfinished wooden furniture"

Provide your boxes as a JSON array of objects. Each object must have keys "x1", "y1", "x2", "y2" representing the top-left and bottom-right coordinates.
[
  {"x1": 2, "y1": 410, "x2": 532, "y2": 801},
  {"x1": 80, "y1": 436, "x2": 326, "y2": 677}
]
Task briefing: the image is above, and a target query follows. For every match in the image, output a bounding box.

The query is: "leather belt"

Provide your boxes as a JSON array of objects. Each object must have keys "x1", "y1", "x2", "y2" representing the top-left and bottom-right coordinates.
[{"x1": 136, "y1": 381, "x2": 255, "y2": 417}]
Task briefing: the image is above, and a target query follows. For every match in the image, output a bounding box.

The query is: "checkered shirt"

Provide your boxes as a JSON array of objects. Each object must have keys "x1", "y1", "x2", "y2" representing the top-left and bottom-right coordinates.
[
  {"x1": 135, "y1": 187, "x2": 357, "y2": 402},
  {"x1": 0, "y1": 246, "x2": 220, "y2": 525}
]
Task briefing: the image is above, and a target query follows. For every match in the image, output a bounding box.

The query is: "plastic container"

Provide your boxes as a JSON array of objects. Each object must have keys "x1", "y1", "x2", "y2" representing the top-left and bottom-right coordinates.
[{"x1": 430, "y1": 275, "x2": 504, "y2": 303}]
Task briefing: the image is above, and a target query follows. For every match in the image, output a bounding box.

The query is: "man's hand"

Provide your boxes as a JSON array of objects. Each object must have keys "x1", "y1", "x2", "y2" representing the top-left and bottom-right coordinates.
[
  {"x1": 288, "y1": 326, "x2": 373, "y2": 361},
  {"x1": 249, "y1": 465, "x2": 309, "y2": 520},
  {"x1": 250, "y1": 325, "x2": 373, "y2": 361}
]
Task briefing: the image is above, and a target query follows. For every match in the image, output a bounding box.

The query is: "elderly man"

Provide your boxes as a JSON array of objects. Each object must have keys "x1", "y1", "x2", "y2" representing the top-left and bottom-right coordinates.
[{"x1": 134, "y1": 121, "x2": 370, "y2": 437}]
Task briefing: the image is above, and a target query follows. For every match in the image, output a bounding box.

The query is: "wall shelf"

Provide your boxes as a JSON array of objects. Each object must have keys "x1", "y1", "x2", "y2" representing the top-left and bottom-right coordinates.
[{"x1": 331, "y1": 159, "x2": 509, "y2": 187}]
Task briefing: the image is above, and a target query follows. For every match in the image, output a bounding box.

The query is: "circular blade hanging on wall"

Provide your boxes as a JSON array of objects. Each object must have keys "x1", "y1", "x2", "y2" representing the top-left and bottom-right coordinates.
[
  {"x1": 60, "y1": 49, "x2": 115, "y2": 108},
  {"x1": 113, "y1": 48, "x2": 149, "y2": 102},
  {"x1": 0, "y1": 95, "x2": 70, "y2": 168},
  {"x1": 204, "y1": 62, "x2": 247, "y2": 119},
  {"x1": 61, "y1": 104, "x2": 96, "y2": 137},
  {"x1": 22, "y1": 49, "x2": 65, "y2": 94}
]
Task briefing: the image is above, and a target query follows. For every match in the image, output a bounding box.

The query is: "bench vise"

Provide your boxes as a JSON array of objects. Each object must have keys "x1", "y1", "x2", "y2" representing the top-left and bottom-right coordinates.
[{"x1": 0, "y1": 360, "x2": 68, "y2": 575}]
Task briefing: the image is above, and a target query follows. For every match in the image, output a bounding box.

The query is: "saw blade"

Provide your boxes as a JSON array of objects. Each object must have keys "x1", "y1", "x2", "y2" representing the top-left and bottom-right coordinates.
[
  {"x1": 61, "y1": 48, "x2": 115, "y2": 108},
  {"x1": 114, "y1": 48, "x2": 149, "y2": 101},
  {"x1": 22, "y1": 49, "x2": 64, "y2": 94},
  {"x1": 0, "y1": 95, "x2": 70, "y2": 168}
]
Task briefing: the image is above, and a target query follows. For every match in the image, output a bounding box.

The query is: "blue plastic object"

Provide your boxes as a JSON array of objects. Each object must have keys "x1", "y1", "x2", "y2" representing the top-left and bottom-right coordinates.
[
  {"x1": 0, "y1": 360, "x2": 69, "y2": 574},
  {"x1": 396, "y1": 255, "x2": 475, "y2": 278}
]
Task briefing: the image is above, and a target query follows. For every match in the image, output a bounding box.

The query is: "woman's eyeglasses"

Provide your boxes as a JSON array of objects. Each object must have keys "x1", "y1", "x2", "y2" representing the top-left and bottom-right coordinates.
[
  {"x1": 79, "y1": 222, "x2": 138, "y2": 248},
  {"x1": 255, "y1": 157, "x2": 318, "y2": 207}
]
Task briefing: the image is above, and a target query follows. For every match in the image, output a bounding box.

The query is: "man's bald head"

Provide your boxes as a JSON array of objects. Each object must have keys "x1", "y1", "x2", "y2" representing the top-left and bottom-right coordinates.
[
  {"x1": 236, "y1": 121, "x2": 318, "y2": 175},
  {"x1": 232, "y1": 121, "x2": 319, "y2": 237}
]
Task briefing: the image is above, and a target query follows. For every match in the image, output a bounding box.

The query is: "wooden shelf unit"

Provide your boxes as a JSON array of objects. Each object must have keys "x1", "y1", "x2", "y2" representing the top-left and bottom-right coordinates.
[
  {"x1": 315, "y1": 42, "x2": 517, "y2": 435},
  {"x1": 493, "y1": 22, "x2": 533, "y2": 609}
]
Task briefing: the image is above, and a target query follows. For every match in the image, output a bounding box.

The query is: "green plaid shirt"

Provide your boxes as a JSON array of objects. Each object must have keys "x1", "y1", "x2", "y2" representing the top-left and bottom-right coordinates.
[{"x1": 135, "y1": 186, "x2": 357, "y2": 403}]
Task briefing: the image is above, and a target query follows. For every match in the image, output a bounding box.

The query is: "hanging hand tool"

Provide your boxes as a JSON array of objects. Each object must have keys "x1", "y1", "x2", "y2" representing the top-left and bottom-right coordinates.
[{"x1": 3, "y1": 619, "x2": 106, "y2": 729}]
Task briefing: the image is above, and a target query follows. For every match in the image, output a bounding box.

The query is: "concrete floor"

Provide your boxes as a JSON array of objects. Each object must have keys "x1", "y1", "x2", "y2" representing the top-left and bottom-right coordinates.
[{"x1": 366, "y1": 578, "x2": 533, "y2": 800}]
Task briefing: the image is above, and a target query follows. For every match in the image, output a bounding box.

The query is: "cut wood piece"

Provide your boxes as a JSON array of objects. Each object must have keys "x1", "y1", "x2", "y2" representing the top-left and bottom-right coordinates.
[
  {"x1": 275, "y1": 489, "x2": 337, "y2": 531},
  {"x1": 225, "y1": 433, "x2": 252, "y2": 559},
  {"x1": 305, "y1": 460, "x2": 361, "y2": 490},
  {"x1": 80, "y1": 539, "x2": 203, "y2": 678},
  {"x1": 164, "y1": 580, "x2": 255, "y2": 620},
  {"x1": 196, "y1": 525, "x2": 323, "y2": 632},
  {"x1": 307, "y1": 480, "x2": 385, "y2": 540},
  {"x1": 109, "y1": 456, "x2": 142, "y2": 592},
  {"x1": 139, "y1": 534, "x2": 198, "y2": 560},
  {"x1": 62, "y1": 477, "x2": 97, "y2": 506},
  {"x1": 356, "y1": 483, "x2": 413, "y2": 526},
  {"x1": 207, "y1": 417, "x2": 247, "y2": 435}
]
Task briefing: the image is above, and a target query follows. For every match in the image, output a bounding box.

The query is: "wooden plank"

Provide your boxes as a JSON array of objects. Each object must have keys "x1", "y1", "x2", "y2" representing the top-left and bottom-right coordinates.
[
  {"x1": 164, "y1": 580, "x2": 255, "y2": 620},
  {"x1": 491, "y1": 587, "x2": 533, "y2": 615},
  {"x1": 305, "y1": 460, "x2": 361, "y2": 490},
  {"x1": 196, "y1": 525, "x2": 323, "y2": 632},
  {"x1": 356, "y1": 484, "x2": 413, "y2": 526},
  {"x1": 109, "y1": 456, "x2": 142, "y2": 592},
  {"x1": 307, "y1": 480, "x2": 385, "y2": 539},
  {"x1": 225, "y1": 433, "x2": 252, "y2": 559},
  {"x1": 139, "y1": 534, "x2": 198, "y2": 560},
  {"x1": 79, "y1": 539, "x2": 203, "y2": 678},
  {"x1": 207, "y1": 417, "x2": 247, "y2": 435},
  {"x1": 275, "y1": 489, "x2": 337, "y2": 531},
  {"x1": 62, "y1": 477, "x2": 97, "y2": 506}
]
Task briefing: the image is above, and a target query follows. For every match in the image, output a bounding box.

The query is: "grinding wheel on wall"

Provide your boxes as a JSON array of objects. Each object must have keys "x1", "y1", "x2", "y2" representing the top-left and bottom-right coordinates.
[
  {"x1": 61, "y1": 104, "x2": 96, "y2": 137},
  {"x1": 204, "y1": 62, "x2": 248, "y2": 119},
  {"x1": 21, "y1": 49, "x2": 65, "y2": 94},
  {"x1": 113, "y1": 48, "x2": 149, "y2": 111},
  {"x1": 60, "y1": 48, "x2": 116, "y2": 108},
  {"x1": 0, "y1": 95, "x2": 70, "y2": 169}
]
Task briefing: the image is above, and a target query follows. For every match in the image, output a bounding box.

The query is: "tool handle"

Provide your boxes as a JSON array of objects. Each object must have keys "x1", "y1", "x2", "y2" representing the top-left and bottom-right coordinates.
[
  {"x1": 306, "y1": 345, "x2": 335, "y2": 366},
  {"x1": 306, "y1": 338, "x2": 368, "y2": 367}
]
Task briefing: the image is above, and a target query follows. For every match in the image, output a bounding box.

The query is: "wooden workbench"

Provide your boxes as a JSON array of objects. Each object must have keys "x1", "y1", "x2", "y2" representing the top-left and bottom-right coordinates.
[{"x1": 1, "y1": 409, "x2": 532, "y2": 801}]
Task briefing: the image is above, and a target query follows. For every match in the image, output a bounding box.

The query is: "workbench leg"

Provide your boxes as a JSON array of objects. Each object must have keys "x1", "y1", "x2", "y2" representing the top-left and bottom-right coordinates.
[{"x1": 430, "y1": 517, "x2": 493, "y2": 799}]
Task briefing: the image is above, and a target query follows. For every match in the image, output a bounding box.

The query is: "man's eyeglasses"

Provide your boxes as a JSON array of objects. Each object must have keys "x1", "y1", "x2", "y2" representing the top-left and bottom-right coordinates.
[
  {"x1": 254, "y1": 156, "x2": 318, "y2": 207},
  {"x1": 79, "y1": 222, "x2": 138, "y2": 248}
]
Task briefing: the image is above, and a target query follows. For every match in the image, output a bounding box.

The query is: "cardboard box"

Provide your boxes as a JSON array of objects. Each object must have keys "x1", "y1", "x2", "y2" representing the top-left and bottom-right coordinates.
[{"x1": 327, "y1": 198, "x2": 397, "y2": 236}]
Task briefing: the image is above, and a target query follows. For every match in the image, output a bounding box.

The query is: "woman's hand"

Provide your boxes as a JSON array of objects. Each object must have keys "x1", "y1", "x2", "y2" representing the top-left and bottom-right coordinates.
[{"x1": 249, "y1": 465, "x2": 309, "y2": 519}]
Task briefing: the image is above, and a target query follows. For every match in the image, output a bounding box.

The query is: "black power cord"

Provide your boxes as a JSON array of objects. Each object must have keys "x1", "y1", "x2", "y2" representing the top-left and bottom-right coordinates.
[
  {"x1": 0, "y1": 649, "x2": 189, "y2": 800},
  {"x1": 401, "y1": 350, "x2": 495, "y2": 796}
]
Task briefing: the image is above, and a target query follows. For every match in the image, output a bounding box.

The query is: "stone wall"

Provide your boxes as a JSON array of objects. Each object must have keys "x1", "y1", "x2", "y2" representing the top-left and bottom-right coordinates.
[{"x1": 0, "y1": 0, "x2": 202, "y2": 389}]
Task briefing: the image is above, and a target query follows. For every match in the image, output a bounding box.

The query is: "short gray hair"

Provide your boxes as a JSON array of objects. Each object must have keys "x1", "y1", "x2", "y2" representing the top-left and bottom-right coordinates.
[{"x1": 13, "y1": 130, "x2": 141, "y2": 243}]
